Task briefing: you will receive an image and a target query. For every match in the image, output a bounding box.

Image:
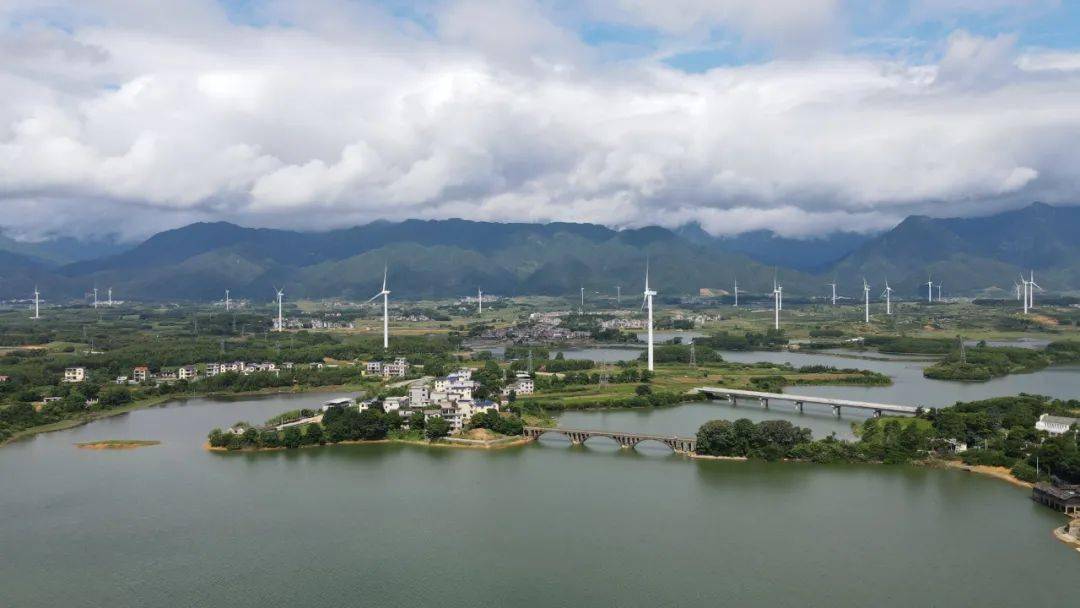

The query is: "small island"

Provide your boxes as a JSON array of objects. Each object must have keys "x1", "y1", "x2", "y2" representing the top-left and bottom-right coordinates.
[{"x1": 76, "y1": 439, "x2": 160, "y2": 450}]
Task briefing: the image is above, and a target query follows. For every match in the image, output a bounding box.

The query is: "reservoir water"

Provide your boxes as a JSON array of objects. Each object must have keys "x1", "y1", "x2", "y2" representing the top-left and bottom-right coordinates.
[{"x1": 1, "y1": 389, "x2": 1077, "y2": 607}]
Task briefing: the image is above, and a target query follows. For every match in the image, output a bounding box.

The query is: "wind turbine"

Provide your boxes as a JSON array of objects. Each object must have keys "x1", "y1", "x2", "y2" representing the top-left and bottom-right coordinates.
[
  {"x1": 274, "y1": 287, "x2": 285, "y2": 332},
  {"x1": 1028, "y1": 271, "x2": 1041, "y2": 310},
  {"x1": 477, "y1": 287, "x2": 483, "y2": 315},
  {"x1": 367, "y1": 266, "x2": 391, "y2": 349},
  {"x1": 732, "y1": 276, "x2": 738, "y2": 307},
  {"x1": 93, "y1": 287, "x2": 98, "y2": 308},
  {"x1": 616, "y1": 285, "x2": 621, "y2": 306},
  {"x1": 936, "y1": 283, "x2": 942, "y2": 302},
  {"x1": 580, "y1": 286, "x2": 585, "y2": 309},
  {"x1": 881, "y1": 279, "x2": 893, "y2": 315},
  {"x1": 926, "y1": 274, "x2": 934, "y2": 303},
  {"x1": 32, "y1": 286, "x2": 40, "y2": 319},
  {"x1": 862, "y1": 278, "x2": 871, "y2": 323},
  {"x1": 828, "y1": 280, "x2": 837, "y2": 306},
  {"x1": 225, "y1": 289, "x2": 231, "y2": 311},
  {"x1": 1020, "y1": 274, "x2": 1030, "y2": 314},
  {"x1": 1014, "y1": 281, "x2": 1022, "y2": 301},
  {"x1": 642, "y1": 261, "x2": 656, "y2": 372},
  {"x1": 772, "y1": 277, "x2": 781, "y2": 331}
]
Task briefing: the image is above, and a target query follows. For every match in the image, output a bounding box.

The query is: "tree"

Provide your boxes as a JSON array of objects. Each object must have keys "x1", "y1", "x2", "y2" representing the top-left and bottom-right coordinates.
[
  {"x1": 635, "y1": 384, "x2": 652, "y2": 396},
  {"x1": 98, "y1": 385, "x2": 133, "y2": 407},
  {"x1": 304, "y1": 422, "x2": 325, "y2": 445},
  {"x1": 282, "y1": 426, "x2": 302, "y2": 448},
  {"x1": 425, "y1": 417, "x2": 451, "y2": 440},
  {"x1": 409, "y1": 411, "x2": 426, "y2": 431}
]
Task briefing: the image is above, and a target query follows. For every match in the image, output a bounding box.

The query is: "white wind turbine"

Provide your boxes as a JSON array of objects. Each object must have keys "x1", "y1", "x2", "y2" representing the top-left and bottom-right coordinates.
[
  {"x1": 93, "y1": 287, "x2": 98, "y2": 308},
  {"x1": 1020, "y1": 273, "x2": 1030, "y2": 314},
  {"x1": 772, "y1": 277, "x2": 782, "y2": 331},
  {"x1": 642, "y1": 262, "x2": 656, "y2": 372},
  {"x1": 936, "y1": 282, "x2": 942, "y2": 302},
  {"x1": 367, "y1": 266, "x2": 391, "y2": 349},
  {"x1": 107, "y1": 287, "x2": 112, "y2": 307},
  {"x1": 1028, "y1": 270, "x2": 1041, "y2": 310},
  {"x1": 225, "y1": 289, "x2": 231, "y2": 311},
  {"x1": 926, "y1": 274, "x2": 934, "y2": 303},
  {"x1": 32, "y1": 286, "x2": 41, "y2": 319},
  {"x1": 616, "y1": 285, "x2": 621, "y2": 306},
  {"x1": 274, "y1": 287, "x2": 285, "y2": 332},
  {"x1": 828, "y1": 280, "x2": 837, "y2": 306},
  {"x1": 580, "y1": 286, "x2": 585, "y2": 309},
  {"x1": 477, "y1": 287, "x2": 483, "y2": 315},
  {"x1": 881, "y1": 279, "x2": 893, "y2": 315},
  {"x1": 732, "y1": 276, "x2": 739, "y2": 307},
  {"x1": 862, "y1": 278, "x2": 871, "y2": 323}
]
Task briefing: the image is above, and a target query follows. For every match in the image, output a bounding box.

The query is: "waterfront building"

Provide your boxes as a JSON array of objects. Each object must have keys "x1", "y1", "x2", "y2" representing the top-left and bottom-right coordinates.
[
  {"x1": 1033, "y1": 477, "x2": 1080, "y2": 514},
  {"x1": 133, "y1": 366, "x2": 150, "y2": 382}
]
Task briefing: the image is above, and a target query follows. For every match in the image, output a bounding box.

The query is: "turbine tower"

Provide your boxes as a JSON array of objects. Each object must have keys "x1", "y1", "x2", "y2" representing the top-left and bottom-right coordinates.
[
  {"x1": 828, "y1": 280, "x2": 837, "y2": 306},
  {"x1": 642, "y1": 262, "x2": 656, "y2": 372},
  {"x1": 107, "y1": 287, "x2": 112, "y2": 307},
  {"x1": 881, "y1": 279, "x2": 893, "y2": 315},
  {"x1": 225, "y1": 289, "x2": 230, "y2": 311},
  {"x1": 367, "y1": 266, "x2": 391, "y2": 349},
  {"x1": 32, "y1": 286, "x2": 40, "y2": 319},
  {"x1": 274, "y1": 287, "x2": 284, "y2": 332},
  {"x1": 772, "y1": 278, "x2": 781, "y2": 331},
  {"x1": 936, "y1": 283, "x2": 942, "y2": 302},
  {"x1": 1028, "y1": 271, "x2": 1041, "y2": 310},
  {"x1": 926, "y1": 275, "x2": 934, "y2": 303},
  {"x1": 862, "y1": 278, "x2": 870, "y2": 323},
  {"x1": 580, "y1": 286, "x2": 584, "y2": 309},
  {"x1": 93, "y1": 287, "x2": 98, "y2": 308},
  {"x1": 616, "y1": 285, "x2": 621, "y2": 306},
  {"x1": 478, "y1": 287, "x2": 483, "y2": 315},
  {"x1": 1020, "y1": 274, "x2": 1030, "y2": 314},
  {"x1": 733, "y1": 277, "x2": 738, "y2": 307}
]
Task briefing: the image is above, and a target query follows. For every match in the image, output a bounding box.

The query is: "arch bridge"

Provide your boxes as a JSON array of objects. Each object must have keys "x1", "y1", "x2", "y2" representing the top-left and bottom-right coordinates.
[{"x1": 523, "y1": 426, "x2": 696, "y2": 453}]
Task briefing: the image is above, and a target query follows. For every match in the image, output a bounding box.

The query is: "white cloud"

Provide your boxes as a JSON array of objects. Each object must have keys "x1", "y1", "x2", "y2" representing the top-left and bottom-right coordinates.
[{"x1": 1, "y1": 2, "x2": 1079, "y2": 240}]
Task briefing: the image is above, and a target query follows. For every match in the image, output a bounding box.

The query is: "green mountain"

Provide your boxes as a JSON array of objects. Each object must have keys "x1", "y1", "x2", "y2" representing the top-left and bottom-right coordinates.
[
  {"x1": 3, "y1": 203, "x2": 1077, "y2": 301},
  {"x1": 41, "y1": 220, "x2": 812, "y2": 301},
  {"x1": 827, "y1": 202, "x2": 1080, "y2": 297}
]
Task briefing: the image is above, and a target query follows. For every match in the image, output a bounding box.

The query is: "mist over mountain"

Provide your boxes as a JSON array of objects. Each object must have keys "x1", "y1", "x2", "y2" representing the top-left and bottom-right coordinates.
[
  {"x1": 1, "y1": 203, "x2": 1076, "y2": 302},
  {"x1": 675, "y1": 224, "x2": 875, "y2": 273}
]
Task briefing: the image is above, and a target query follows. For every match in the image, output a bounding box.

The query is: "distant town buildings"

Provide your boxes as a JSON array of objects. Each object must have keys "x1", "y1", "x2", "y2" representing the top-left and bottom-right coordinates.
[
  {"x1": 63, "y1": 367, "x2": 86, "y2": 383},
  {"x1": 365, "y1": 357, "x2": 410, "y2": 378}
]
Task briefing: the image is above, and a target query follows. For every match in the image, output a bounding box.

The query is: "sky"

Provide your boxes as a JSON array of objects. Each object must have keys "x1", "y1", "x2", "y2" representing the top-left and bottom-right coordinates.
[{"x1": 3, "y1": 0, "x2": 1080, "y2": 242}]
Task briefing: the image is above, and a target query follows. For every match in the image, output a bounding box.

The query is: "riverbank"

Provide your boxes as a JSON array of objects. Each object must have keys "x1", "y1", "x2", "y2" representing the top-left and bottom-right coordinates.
[
  {"x1": 205, "y1": 434, "x2": 532, "y2": 453},
  {"x1": 933, "y1": 460, "x2": 1033, "y2": 489},
  {"x1": 3, "y1": 383, "x2": 367, "y2": 448},
  {"x1": 76, "y1": 439, "x2": 161, "y2": 450}
]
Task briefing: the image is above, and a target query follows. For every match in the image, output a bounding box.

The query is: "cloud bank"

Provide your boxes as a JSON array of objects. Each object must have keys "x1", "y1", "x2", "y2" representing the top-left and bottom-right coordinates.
[{"x1": 2, "y1": 0, "x2": 1080, "y2": 241}]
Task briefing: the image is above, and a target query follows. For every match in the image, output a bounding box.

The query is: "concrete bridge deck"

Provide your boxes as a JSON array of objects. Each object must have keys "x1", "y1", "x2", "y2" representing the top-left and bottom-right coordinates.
[
  {"x1": 523, "y1": 426, "x2": 696, "y2": 453},
  {"x1": 695, "y1": 387, "x2": 920, "y2": 417}
]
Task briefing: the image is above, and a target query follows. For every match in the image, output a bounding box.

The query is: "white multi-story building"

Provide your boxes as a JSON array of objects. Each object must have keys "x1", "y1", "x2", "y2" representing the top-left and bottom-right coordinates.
[
  {"x1": 365, "y1": 361, "x2": 383, "y2": 374},
  {"x1": 383, "y1": 396, "x2": 409, "y2": 413},
  {"x1": 382, "y1": 357, "x2": 410, "y2": 378},
  {"x1": 409, "y1": 385, "x2": 430, "y2": 408},
  {"x1": 133, "y1": 366, "x2": 150, "y2": 382},
  {"x1": 206, "y1": 363, "x2": 224, "y2": 376},
  {"x1": 178, "y1": 365, "x2": 198, "y2": 380},
  {"x1": 1036, "y1": 413, "x2": 1080, "y2": 436},
  {"x1": 63, "y1": 367, "x2": 86, "y2": 383}
]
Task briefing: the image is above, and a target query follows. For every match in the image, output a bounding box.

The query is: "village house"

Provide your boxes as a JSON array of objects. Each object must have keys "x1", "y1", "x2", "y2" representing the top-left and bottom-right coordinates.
[
  {"x1": 178, "y1": 365, "x2": 198, "y2": 380},
  {"x1": 1035, "y1": 413, "x2": 1079, "y2": 436},
  {"x1": 63, "y1": 367, "x2": 86, "y2": 383}
]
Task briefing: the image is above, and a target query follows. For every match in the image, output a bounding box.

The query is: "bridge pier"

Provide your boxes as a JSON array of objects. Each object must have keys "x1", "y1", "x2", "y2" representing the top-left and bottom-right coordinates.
[
  {"x1": 832, "y1": 405, "x2": 841, "y2": 417},
  {"x1": 759, "y1": 397, "x2": 769, "y2": 409},
  {"x1": 794, "y1": 401, "x2": 804, "y2": 413},
  {"x1": 873, "y1": 409, "x2": 882, "y2": 418}
]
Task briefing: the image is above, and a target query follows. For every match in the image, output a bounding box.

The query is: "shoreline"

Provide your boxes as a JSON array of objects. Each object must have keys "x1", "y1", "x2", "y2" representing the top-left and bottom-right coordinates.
[
  {"x1": 3, "y1": 383, "x2": 366, "y2": 448},
  {"x1": 933, "y1": 460, "x2": 1033, "y2": 489},
  {"x1": 205, "y1": 435, "x2": 534, "y2": 453}
]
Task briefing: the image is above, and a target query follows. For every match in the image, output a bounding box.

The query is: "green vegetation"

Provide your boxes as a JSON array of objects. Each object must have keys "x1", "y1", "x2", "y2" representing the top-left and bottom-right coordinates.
[
  {"x1": 694, "y1": 395, "x2": 1080, "y2": 481},
  {"x1": 924, "y1": 340, "x2": 1080, "y2": 381},
  {"x1": 75, "y1": 439, "x2": 160, "y2": 449}
]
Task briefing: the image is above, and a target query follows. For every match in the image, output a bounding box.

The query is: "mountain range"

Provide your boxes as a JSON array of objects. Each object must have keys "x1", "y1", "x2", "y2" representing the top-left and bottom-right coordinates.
[{"x1": 0, "y1": 203, "x2": 1076, "y2": 302}]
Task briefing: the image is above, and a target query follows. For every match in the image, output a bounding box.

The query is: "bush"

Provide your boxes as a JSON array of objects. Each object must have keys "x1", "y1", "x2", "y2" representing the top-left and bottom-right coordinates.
[{"x1": 425, "y1": 417, "x2": 451, "y2": 440}]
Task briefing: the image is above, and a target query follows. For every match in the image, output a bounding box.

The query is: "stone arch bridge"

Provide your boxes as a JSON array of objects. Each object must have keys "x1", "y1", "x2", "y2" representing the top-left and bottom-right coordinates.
[{"x1": 523, "y1": 426, "x2": 696, "y2": 453}]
